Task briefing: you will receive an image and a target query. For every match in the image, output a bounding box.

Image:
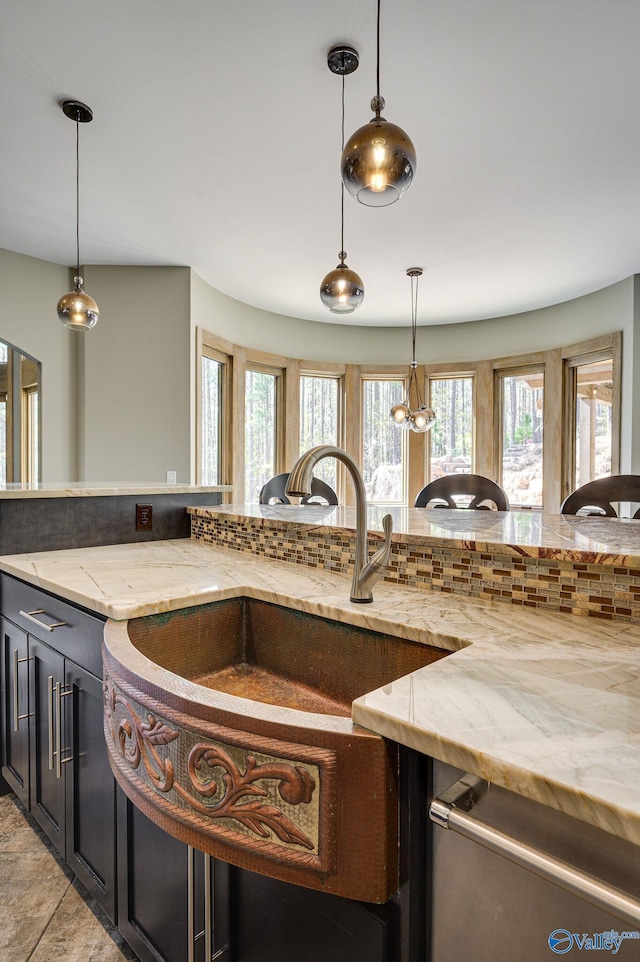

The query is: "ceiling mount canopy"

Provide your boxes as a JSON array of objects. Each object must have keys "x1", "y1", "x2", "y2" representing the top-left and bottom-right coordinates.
[
  {"x1": 320, "y1": 44, "x2": 365, "y2": 315},
  {"x1": 390, "y1": 268, "x2": 436, "y2": 433},
  {"x1": 341, "y1": 0, "x2": 416, "y2": 207},
  {"x1": 56, "y1": 99, "x2": 99, "y2": 332}
]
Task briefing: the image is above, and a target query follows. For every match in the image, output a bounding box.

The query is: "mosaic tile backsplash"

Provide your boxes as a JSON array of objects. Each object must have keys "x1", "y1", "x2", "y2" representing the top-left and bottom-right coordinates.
[{"x1": 189, "y1": 508, "x2": 640, "y2": 624}]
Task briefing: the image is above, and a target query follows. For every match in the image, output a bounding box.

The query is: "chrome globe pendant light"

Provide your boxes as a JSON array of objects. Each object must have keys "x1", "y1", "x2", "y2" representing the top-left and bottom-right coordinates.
[
  {"x1": 56, "y1": 100, "x2": 99, "y2": 331},
  {"x1": 320, "y1": 45, "x2": 364, "y2": 314},
  {"x1": 390, "y1": 268, "x2": 436, "y2": 433},
  {"x1": 341, "y1": 0, "x2": 416, "y2": 206}
]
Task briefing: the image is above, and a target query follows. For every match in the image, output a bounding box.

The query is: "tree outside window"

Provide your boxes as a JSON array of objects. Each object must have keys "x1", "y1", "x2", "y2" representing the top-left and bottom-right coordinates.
[
  {"x1": 201, "y1": 355, "x2": 223, "y2": 485},
  {"x1": 573, "y1": 358, "x2": 613, "y2": 487},
  {"x1": 362, "y1": 379, "x2": 405, "y2": 503},
  {"x1": 428, "y1": 376, "x2": 473, "y2": 482},
  {"x1": 299, "y1": 375, "x2": 339, "y2": 491},
  {"x1": 500, "y1": 371, "x2": 544, "y2": 507},
  {"x1": 245, "y1": 368, "x2": 278, "y2": 502}
]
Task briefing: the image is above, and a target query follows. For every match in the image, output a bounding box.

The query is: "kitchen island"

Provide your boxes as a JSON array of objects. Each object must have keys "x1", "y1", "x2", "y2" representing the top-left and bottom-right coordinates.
[{"x1": 1, "y1": 505, "x2": 638, "y2": 961}]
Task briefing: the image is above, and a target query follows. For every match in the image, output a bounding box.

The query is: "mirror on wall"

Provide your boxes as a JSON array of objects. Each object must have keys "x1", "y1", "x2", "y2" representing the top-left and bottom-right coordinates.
[{"x1": 0, "y1": 340, "x2": 41, "y2": 484}]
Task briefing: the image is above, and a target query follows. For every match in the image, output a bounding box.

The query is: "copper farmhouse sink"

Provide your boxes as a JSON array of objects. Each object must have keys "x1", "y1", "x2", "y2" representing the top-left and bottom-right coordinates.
[{"x1": 102, "y1": 597, "x2": 447, "y2": 902}]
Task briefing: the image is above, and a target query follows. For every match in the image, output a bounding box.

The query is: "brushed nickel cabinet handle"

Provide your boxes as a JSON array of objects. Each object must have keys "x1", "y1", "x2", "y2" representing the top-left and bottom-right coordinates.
[
  {"x1": 47, "y1": 675, "x2": 55, "y2": 768},
  {"x1": 12, "y1": 648, "x2": 31, "y2": 732},
  {"x1": 19, "y1": 609, "x2": 68, "y2": 633},
  {"x1": 188, "y1": 845, "x2": 195, "y2": 962},
  {"x1": 54, "y1": 683, "x2": 73, "y2": 780},
  {"x1": 204, "y1": 853, "x2": 213, "y2": 962}
]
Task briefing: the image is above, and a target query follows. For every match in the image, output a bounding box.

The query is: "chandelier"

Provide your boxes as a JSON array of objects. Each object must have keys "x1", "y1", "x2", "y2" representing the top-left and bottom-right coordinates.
[{"x1": 390, "y1": 268, "x2": 436, "y2": 433}]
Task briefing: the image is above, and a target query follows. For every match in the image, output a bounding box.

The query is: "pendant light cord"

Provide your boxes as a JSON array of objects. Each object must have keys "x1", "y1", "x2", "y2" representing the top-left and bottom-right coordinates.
[
  {"x1": 340, "y1": 57, "x2": 346, "y2": 260},
  {"x1": 376, "y1": 0, "x2": 381, "y2": 102},
  {"x1": 409, "y1": 271, "x2": 424, "y2": 408},
  {"x1": 75, "y1": 113, "x2": 81, "y2": 280},
  {"x1": 411, "y1": 270, "x2": 418, "y2": 364}
]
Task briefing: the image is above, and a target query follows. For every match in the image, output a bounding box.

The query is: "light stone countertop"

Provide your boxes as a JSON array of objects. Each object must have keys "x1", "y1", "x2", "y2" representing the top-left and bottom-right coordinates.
[
  {"x1": 193, "y1": 502, "x2": 640, "y2": 565},
  {"x1": 0, "y1": 537, "x2": 639, "y2": 847},
  {"x1": 0, "y1": 482, "x2": 232, "y2": 499}
]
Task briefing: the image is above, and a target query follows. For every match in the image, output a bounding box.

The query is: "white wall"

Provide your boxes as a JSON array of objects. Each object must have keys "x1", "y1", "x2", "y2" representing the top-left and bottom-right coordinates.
[
  {"x1": 0, "y1": 249, "x2": 77, "y2": 480},
  {"x1": 80, "y1": 265, "x2": 192, "y2": 482},
  {"x1": 190, "y1": 270, "x2": 634, "y2": 365}
]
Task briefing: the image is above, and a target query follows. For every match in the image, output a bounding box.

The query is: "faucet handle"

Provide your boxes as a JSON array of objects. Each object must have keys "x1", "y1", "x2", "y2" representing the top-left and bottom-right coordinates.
[
  {"x1": 378, "y1": 513, "x2": 393, "y2": 564},
  {"x1": 366, "y1": 514, "x2": 394, "y2": 574}
]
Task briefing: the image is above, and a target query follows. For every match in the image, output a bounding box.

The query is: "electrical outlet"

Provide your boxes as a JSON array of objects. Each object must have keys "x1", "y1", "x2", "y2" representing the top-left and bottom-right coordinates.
[
  {"x1": 166, "y1": 470, "x2": 177, "y2": 484},
  {"x1": 136, "y1": 504, "x2": 152, "y2": 531}
]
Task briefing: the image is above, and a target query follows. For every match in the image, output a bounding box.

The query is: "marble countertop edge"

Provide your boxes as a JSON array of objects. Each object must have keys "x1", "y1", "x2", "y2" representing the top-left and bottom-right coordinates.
[
  {"x1": 352, "y1": 700, "x2": 640, "y2": 845},
  {"x1": 188, "y1": 504, "x2": 640, "y2": 566}
]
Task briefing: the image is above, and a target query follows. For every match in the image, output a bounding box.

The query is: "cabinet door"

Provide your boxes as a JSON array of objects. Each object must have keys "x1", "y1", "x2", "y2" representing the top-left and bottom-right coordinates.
[
  {"x1": 117, "y1": 790, "x2": 194, "y2": 962},
  {"x1": 229, "y1": 867, "x2": 395, "y2": 962},
  {"x1": 65, "y1": 661, "x2": 117, "y2": 922},
  {"x1": 0, "y1": 617, "x2": 30, "y2": 805},
  {"x1": 28, "y1": 637, "x2": 66, "y2": 854},
  {"x1": 117, "y1": 790, "x2": 229, "y2": 962}
]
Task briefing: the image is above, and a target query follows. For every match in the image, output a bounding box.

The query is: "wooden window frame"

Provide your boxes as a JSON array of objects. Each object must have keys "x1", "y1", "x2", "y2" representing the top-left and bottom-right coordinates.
[
  {"x1": 494, "y1": 357, "x2": 546, "y2": 510},
  {"x1": 359, "y1": 368, "x2": 410, "y2": 506},
  {"x1": 424, "y1": 369, "x2": 476, "y2": 488},
  {"x1": 244, "y1": 349, "x2": 286, "y2": 503},
  {"x1": 561, "y1": 333, "x2": 621, "y2": 505},
  {"x1": 197, "y1": 329, "x2": 233, "y2": 490},
  {"x1": 196, "y1": 327, "x2": 622, "y2": 511},
  {"x1": 298, "y1": 367, "x2": 345, "y2": 500}
]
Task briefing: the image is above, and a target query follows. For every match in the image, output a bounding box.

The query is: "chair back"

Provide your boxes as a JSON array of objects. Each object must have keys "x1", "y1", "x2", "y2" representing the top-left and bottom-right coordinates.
[
  {"x1": 414, "y1": 473, "x2": 509, "y2": 511},
  {"x1": 259, "y1": 473, "x2": 338, "y2": 506},
  {"x1": 560, "y1": 475, "x2": 640, "y2": 518}
]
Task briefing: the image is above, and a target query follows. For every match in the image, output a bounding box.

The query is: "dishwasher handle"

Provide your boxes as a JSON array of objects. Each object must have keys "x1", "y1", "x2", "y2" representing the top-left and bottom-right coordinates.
[{"x1": 430, "y1": 778, "x2": 640, "y2": 929}]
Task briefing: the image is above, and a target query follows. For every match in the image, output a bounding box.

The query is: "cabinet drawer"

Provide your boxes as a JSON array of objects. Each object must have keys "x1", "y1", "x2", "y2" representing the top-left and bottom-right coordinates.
[{"x1": 1, "y1": 574, "x2": 105, "y2": 676}]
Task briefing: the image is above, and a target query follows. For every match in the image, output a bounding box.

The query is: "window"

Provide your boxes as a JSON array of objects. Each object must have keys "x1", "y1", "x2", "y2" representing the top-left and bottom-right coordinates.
[
  {"x1": 362, "y1": 379, "x2": 406, "y2": 503},
  {"x1": 0, "y1": 342, "x2": 7, "y2": 483},
  {"x1": 245, "y1": 365, "x2": 282, "y2": 502},
  {"x1": 499, "y1": 369, "x2": 544, "y2": 507},
  {"x1": 427, "y1": 375, "x2": 474, "y2": 483},
  {"x1": 22, "y1": 387, "x2": 38, "y2": 484},
  {"x1": 299, "y1": 375, "x2": 340, "y2": 490},
  {"x1": 570, "y1": 357, "x2": 614, "y2": 488},
  {"x1": 0, "y1": 340, "x2": 41, "y2": 484},
  {"x1": 201, "y1": 352, "x2": 224, "y2": 485},
  {"x1": 196, "y1": 326, "x2": 621, "y2": 512}
]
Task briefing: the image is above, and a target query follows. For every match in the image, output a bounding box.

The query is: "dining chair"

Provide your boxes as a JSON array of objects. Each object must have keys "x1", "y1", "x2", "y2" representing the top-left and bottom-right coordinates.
[
  {"x1": 560, "y1": 475, "x2": 640, "y2": 518},
  {"x1": 259, "y1": 473, "x2": 338, "y2": 506},
  {"x1": 414, "y1": 473, "x2": 509, "y2": 510}
]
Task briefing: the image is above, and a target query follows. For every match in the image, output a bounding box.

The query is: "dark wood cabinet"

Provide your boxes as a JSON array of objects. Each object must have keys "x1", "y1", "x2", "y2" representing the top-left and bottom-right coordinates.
[
  {"x1": 1, "y1": 616, "x2": 30, "y2": 805},
  {"x1": 228, "y1": 867, "x2": 395, "y2": 962},
  {"x1": 117, "y1": 790, "x2": 230, "y2": 962},
  {"x1": 28, "y1": 636, "x2": 66, "y2": 851},
  {"x1": 64, "y1": 659, "x2": 117, "y2": 919},
  {"x1": 0, "y1": 574, "x2": 116, "y2": 921}
]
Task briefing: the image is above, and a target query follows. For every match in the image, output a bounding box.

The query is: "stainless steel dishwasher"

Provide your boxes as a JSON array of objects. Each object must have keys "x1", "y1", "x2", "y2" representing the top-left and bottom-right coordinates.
[{"x1": 429, "y1": 761, "x2": 640, "y2": 961}]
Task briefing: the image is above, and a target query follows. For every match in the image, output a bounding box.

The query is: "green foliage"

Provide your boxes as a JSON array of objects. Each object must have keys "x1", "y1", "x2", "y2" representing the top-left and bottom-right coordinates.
[{"x1": 513, "y1": 412, "x2": 533, "y2": 444}]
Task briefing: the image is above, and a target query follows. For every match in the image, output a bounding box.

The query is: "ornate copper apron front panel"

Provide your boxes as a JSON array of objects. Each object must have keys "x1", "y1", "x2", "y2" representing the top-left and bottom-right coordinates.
[{"x1": 102, "y1": 653, "x2": 398, "y2": 902}]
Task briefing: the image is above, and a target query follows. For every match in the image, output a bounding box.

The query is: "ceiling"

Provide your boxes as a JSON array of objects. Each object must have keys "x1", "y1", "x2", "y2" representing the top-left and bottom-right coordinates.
[{"x1": 2, "y1": 0, "x2": 640, "y2": 328}]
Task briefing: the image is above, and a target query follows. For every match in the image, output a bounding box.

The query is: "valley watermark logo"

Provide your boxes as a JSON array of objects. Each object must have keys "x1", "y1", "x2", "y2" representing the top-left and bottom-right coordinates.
[{"x1": 548, "y1": 929, "x2": 640, "y2": 955}]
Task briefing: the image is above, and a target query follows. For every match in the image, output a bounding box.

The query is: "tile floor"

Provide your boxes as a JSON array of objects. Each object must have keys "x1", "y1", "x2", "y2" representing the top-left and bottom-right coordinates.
[{"x1": 0, "y1": 792, "x2": 138, "y2": 962}]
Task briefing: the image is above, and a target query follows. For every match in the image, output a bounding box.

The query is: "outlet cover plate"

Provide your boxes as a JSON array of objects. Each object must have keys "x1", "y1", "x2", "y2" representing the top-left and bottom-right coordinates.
[{"x1": 136, "y1": 504, "x2": 153, "y2": 531}]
